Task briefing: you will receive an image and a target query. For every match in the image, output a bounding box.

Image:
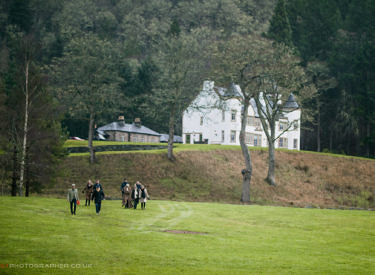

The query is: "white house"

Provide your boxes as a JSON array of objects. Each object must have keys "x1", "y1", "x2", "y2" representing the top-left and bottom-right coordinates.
[{"x1": 182, "y1": 81, "x2": 301, "y2": 150}]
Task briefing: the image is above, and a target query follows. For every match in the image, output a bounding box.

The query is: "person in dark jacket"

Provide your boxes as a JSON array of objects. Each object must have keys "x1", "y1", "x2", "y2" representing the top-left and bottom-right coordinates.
[
  {"x1": 93, "y1": 179, "x2": 103, "y2": 190},
  {"x1": 132, "y1": 183, "x2": 141, "y2": 210},
  {"x1": 91, "y1": 186, "x2": 105, "y2": 214},
  {"x1": 121, "y1": 178, "x2": 128, "y2": 206},
  {"x1": 136, "y1": 181, "x2": 142, "y2": 190}
]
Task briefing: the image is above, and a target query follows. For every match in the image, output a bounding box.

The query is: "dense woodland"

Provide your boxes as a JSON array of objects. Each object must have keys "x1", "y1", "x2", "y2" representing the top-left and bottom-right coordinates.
[{"x1": 0, "y1": 0, "x2": 374, "y2": 195}]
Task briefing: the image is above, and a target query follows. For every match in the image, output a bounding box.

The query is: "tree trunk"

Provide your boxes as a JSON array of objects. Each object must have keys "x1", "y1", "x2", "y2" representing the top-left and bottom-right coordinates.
[
  {"x1": 25, "y1": 151, "x2": 29, "y2": 197},
  {"x1": 366, "y1": 121, "x2": 370, "y2": 157},
  {"x1": 240, "y1": 100, "x2": 252, "y2": 203},
  {"x1": 11, "y1": 145, "x2": 17, "y2": 196},
  {"x1": 25, "y1": 180, "x2": 30, "y2": 197},
  {"x1": 19, "y1": 60, "x2": 30, "y2": 196},
  {"x1": 317, "y1": 98, "x2": 321, "y2": 152},
  {"x1": 168, "y1": 107, "x2": 175, "y2": 161},
  {"x1": 266, "y1": 136, "x2": 276, "y2": 186},
  {"x1": 329, "y1": 128, "x2": 333, "y2": 152},
  {"x1": 88, "y1": 112, "x2": 95, "y2": 164}
]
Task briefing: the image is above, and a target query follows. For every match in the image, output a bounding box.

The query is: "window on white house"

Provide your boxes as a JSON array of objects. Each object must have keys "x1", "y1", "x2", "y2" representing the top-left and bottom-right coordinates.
[
  {"x1": 293, "y1": 138, "x2": 298, "y2": 149},
  {"x1": 255, "y1": 118, "x2": 261, "y2": 127},
  {"x1": 221, "y1": 130, "x2": 225, "y2": 142},
  {"x1": 279, "y1": 122, "x2": 288, "y2": 131},
  {"x1": 278, "y1": 137, "x2": 288, "y2": 148},
  {"x1": 245, "y1": 132, "x2": 251, "y2": 144},
  {"x1": 230, "y1": 130, "x2": 236, "y2": 143},
  {"x1": 247, "y1": 116, "x2": 261, "y2": 127},
  {"x1": 245, "y1": 133, "x2": 262, "y2": 146},
  {"x1": 222, "y1": 111, "x2": 225, "y2": 122},
  {"x1": 200, "y1": 116, "x2": 203, "y2": 126},
  {"x1": 231, "y1": 110, "x2": 237, "y2": 122},
  {"x1": 293, "y1": 121, "x2": 298, "y2": 130},
  {"x1": 254, "y1": 135, "x2": 261, "y2": 146}
]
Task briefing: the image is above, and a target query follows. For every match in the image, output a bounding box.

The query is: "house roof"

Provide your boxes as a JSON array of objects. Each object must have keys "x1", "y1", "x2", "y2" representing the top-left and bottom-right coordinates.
[
  {"x1": 283, "y1": 93, "x2": 299, "y2": 109},
  {"x1": 97, "y1": 121, "x2": 161, "y2": 136},
  {"x1": 215, "y1": 83, "x2": 242, "y2": 98}
]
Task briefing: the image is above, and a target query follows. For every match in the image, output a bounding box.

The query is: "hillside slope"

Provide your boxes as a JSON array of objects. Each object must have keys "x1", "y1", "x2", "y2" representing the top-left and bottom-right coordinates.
[{"x1": 48, "y1": 149, "x2": 375, "y2": 209}]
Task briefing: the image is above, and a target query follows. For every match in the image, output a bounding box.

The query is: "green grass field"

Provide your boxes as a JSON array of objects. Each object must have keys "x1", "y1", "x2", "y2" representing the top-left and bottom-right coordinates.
[
  {"x1": 64, "y1": 140, "x2": 375, "y2": 161},
  {"x1": 0, "y1": 197, "x2": 374, "y2": 274}
]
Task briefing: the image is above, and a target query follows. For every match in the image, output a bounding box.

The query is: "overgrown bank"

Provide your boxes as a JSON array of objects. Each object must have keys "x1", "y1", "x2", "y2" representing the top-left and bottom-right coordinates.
[{"x1": 45, "y1": 149, "x2": 375, "y2": 209}]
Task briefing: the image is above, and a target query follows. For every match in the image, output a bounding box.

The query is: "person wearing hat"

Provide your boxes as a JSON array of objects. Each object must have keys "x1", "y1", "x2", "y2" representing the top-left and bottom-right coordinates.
[
  {"x1": 67, "y1": 184, "x2": 79, "y2": 215},
  {"x1": 91, "y1": 185, "x2": 105, "y2": 215}
]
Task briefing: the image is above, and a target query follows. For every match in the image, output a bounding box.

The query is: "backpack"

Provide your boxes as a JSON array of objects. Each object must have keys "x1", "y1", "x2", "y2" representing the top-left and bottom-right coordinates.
[{"x1": 141, "y1": 189, "x2": 146, "y2": 199}]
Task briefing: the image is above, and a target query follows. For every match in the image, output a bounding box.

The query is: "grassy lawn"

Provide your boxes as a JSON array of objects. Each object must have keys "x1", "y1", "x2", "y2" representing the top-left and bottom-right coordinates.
[
  {"x1": 65, "y1": 140, "x2": 254, "y2": 157},
  {"x1": 0, "y1": 197, "x2": 374, "y2": 274},
  {"x1": 64, "y1": 140, "x2": 375, "y2": 161}
]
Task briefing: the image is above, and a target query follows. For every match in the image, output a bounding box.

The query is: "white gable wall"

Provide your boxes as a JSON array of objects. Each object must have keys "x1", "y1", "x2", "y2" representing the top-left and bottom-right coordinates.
[{"x1": 182, "y1": 81, "x2": 301, "y2": 150}]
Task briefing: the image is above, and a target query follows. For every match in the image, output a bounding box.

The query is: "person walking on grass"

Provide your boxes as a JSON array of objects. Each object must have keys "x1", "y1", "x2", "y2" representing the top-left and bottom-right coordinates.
[
  {"x1": 122, "y1": 183, "x2": 131, "y2": 208},
  {"x1": 67, "y1": 184, "x2": 79, "y2": 215},
  {"x1": 92, "y1": 186, "x2": 105, "y2": 215},
  {"x1": 140, "y1": 184, "x2": 150, "y2": 210},
  {"x1": 131, "y1": 183, "x2": 141, "y2": 210},
  {"x1": 82, "y1": 179, "x2": 93, "y2": 206},
  {"x1": 93, "y1": 179, "x2": 103, "y2": 190},
  {"x1": 121, "y1": 178, "x2": 128, "y2": 207}
]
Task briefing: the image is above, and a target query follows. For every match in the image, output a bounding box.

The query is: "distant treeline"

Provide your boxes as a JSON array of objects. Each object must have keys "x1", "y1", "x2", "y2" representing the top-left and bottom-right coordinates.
[
  {"x1": 268, "y1": 0, "x2": 375, "y2": 157},
  {"x1": 0, "y1": 0, "x2": 374, "y2": 195}
]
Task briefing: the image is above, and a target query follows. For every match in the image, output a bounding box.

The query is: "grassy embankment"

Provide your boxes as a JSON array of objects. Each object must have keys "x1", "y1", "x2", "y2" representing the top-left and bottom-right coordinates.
[
  {"x1": 46, "y1": 141, "x2": 375, "y2": 209},
  {"x1": 0, "y1": 197, "x2": 374, "y2": 274}
]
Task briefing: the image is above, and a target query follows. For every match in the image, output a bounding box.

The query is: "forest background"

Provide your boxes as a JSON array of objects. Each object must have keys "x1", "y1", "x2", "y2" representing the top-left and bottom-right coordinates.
[{"x1": 0, "y1": 0, "x2": 374, "y2": 194}]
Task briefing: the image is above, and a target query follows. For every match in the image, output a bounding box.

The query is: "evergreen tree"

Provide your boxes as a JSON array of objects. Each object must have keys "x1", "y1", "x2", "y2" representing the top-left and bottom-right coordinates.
[{"x1": 267, "y1": 0, "x2": 293, "y2": 46}]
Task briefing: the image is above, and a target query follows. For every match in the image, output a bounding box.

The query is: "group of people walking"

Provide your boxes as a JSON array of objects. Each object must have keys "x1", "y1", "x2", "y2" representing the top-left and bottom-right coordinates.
[
  {"x1": 67, "y1": 179, "x2": 105, "y2": 215},
  {"x1": 67, "y1": 178, "x2": 150, "y2": 215},
  {"x1": 120, "y1": 179, "x2": 150, "y2": 210}
]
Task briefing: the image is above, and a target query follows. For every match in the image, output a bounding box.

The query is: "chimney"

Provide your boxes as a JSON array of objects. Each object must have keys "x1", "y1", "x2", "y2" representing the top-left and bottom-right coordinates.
[
  {"x1": 134, "y1": 117, "x2": 141, "y2": 127},
  {"x1": 118, "y1": 116, "x2": 125, "y2": 127}
]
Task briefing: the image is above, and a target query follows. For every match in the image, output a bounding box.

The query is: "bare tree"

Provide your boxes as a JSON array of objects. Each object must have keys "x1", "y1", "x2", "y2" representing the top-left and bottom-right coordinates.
[
  {"x1": 18, "y1": 36, "x2": 39, "y2": 196},
  {"x1": 151, "y1": 27, "x2": 211, "y2": 160},
  {"x1": 252, "y1": 43, "x2": 314, "y2": 186},
  {"x1": 211, "y1": 34, "x2": 272, "y2": 203},
  {"x1": 212, "y1": 35, "x2": 315, "y2": 199}
]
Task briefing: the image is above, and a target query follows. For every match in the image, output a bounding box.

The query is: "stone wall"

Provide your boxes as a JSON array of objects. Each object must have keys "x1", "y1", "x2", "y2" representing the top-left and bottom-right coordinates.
[{"x1": 105, "y1": 131, "x2": 159, "y2": 143}]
